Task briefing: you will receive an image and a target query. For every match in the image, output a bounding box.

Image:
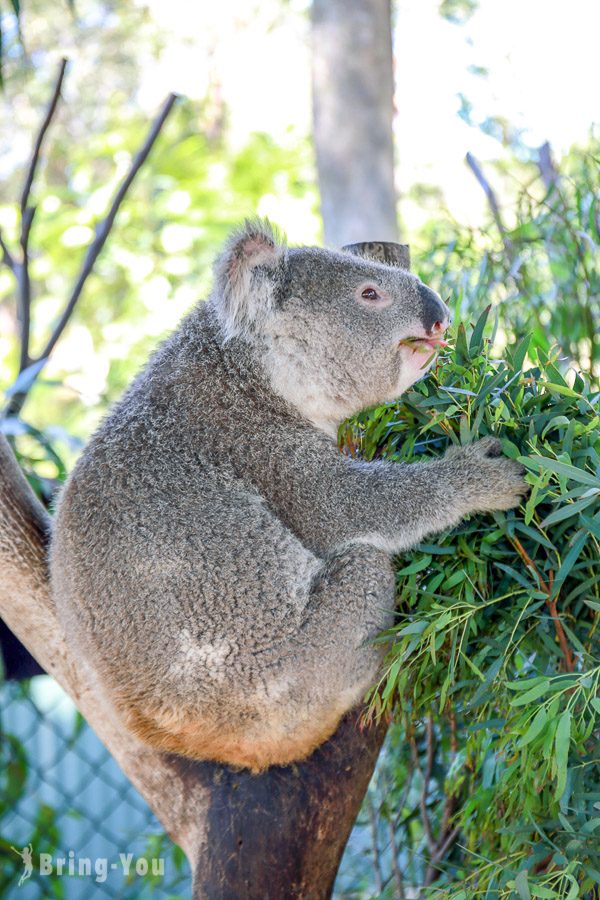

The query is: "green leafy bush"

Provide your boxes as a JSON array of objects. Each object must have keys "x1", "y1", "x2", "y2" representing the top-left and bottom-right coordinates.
[
  {"x1": 347, "y1": 309, "x2": 600, "y2": 896},
  {"x1": 414, "y1": 135, "x2": 600, "y2": 385}
]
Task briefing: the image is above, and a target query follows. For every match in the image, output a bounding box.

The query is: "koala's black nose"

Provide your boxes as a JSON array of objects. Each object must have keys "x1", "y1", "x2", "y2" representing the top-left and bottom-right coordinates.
[{"x1": 417, "y1": 283, "x2": 450, "y2": 334}]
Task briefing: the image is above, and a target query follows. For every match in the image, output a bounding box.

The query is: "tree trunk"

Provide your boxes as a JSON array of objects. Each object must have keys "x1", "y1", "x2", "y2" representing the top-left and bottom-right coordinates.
[
  {"x1": 0, "y1": 434, "x2": 388, "y2": 897},
  {"x1": 311, "y1": 0, "x2": 398, "y2": 248}
]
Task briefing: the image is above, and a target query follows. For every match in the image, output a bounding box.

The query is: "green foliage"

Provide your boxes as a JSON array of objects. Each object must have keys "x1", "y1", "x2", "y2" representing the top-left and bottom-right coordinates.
[
  {"x1": 414, "y1": 136, "x2": 600, "y2": 385},
  {"x1": 347, "y1": 308, "x2": 600, "y2": 896},
  {"x1": 439, "y1": 0, "x2": 478, "y2": 25}
]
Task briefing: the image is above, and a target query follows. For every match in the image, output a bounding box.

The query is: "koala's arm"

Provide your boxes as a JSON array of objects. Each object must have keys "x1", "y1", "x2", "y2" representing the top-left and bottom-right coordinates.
[{"x1": 257, "y1": 435, "x2": 527, "y2": 556}]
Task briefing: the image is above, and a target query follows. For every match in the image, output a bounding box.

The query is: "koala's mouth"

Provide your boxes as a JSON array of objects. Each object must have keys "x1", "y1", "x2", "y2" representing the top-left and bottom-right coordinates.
[{"x1": 398, "y1": 336, "x2": 449, "y2": 353}]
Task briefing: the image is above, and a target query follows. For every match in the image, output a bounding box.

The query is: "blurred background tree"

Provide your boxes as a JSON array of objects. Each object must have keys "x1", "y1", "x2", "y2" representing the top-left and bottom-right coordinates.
[{"x1": 0, "y1": 0, "x2": 598, "y2": 897}]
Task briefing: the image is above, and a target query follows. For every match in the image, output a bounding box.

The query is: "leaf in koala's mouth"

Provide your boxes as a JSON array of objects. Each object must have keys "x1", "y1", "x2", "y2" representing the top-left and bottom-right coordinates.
[{"x1": 398, "y1": 336, "x2": 449, "y2": 353}]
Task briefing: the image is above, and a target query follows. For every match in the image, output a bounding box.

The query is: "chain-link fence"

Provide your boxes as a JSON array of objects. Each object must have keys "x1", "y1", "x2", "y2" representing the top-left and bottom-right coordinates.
[
  {"x1": 1, "y1": 675, "x2": 422, "y2": 898},
  {"x1": 0, "y1": 677, "x2": 191, "y2": 898}
]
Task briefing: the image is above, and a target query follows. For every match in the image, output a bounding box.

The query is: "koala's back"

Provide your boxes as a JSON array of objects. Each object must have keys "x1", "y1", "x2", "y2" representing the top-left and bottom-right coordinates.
[{"x1": 51, "y1": 310, "x2": 365, "y2": 769}]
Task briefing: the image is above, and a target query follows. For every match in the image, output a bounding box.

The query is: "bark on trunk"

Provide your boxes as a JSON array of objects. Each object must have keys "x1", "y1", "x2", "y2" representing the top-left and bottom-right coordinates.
[
  {"x1": 311, "y1": 0, "x2": 398, "y2": 248},
  {"x1": 0, "y1": 434, "x2": 388, "y2": 898}
]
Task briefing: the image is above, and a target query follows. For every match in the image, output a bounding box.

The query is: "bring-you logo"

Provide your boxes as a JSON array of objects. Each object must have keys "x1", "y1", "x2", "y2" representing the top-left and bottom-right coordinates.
[{"x1": 10, "y1": 845, "x2": 165, "y2": 887}]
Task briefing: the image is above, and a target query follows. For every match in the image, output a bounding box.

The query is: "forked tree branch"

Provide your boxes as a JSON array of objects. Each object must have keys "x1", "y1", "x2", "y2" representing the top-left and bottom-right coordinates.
[
  {"x1": 19, "y1": 59, "x2": 69, "y2": 222},
  {"x1": 0, "y1": 230, "x2": 17, "y2": 273},
  {"x1": 40, "y1": 91, "x2": 178, "y2": 362},
  {"x1": 1, "y1": 65, "x2": 178, "y2": 419},
  {"x1": 18, "y1": 58, "x2": 69, "y2": 373}
]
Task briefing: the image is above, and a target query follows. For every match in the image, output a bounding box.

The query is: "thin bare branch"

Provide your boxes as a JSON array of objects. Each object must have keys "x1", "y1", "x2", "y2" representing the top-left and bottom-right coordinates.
[
  {"x1": 366, "y1": 796, "x2": 384, "y2": 894},
  {"x1": 537, "y1": 141, "x2": 559, "y2": 191},
  {"x1": 410, "y1": 718, "x2": 436, "y2": 854},
  {"x1": 387, "y1": 816, "x2": 406, "y2": 899},
  {"x1": 39, "y1": 91, "x2": 178, "y2": 362},
  {"x1": 0, "y1": 229, "x2": 17, "y2": 273},
  {"x1": 465, "y1": 152, "x2": 513, "y2": 261},
  {"x1": 510, "y1": 536, "x2": 575, "y2": 672},
  {"x1": 424, "y1": 825, "x2": 461, "y2": 886},
  {"x1": 4, "y1": 91, "x2": 178, "y2": 421},
  {"x1": 19, "y1": 58, "x2": 68, "y2": 218},
  {"x1": 17, "y1": 209, "x2": 34, "y2": 371},
  {"x1": 16, "y1": 58, "x2": 68, "y2": 374},
  {"x1": 439, "y1": 790, "x2": 456, "y2": 841}
]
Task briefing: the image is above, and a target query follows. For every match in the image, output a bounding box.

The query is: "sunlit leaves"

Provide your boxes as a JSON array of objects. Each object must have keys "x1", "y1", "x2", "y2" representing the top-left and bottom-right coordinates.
[{"x1": 350, "y1": 311, "x2": 600, "y2": 896}]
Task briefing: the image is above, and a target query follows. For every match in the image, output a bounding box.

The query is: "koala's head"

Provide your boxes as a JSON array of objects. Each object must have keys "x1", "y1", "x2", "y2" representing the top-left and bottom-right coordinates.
[{"x1": 210, "y1": 219, "x2": 450, "y2": 436}]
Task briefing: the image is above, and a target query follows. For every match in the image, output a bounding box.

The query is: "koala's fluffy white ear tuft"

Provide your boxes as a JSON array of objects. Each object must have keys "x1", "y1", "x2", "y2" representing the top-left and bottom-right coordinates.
[{"x1": 211, "y1": 219, "x2": 287, "y2": 340}]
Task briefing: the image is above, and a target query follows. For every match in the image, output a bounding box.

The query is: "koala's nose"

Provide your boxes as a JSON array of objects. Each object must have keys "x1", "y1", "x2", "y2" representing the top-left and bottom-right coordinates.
[{"x1": 417, "y1": 283, "x2": 450, "y2": 335}]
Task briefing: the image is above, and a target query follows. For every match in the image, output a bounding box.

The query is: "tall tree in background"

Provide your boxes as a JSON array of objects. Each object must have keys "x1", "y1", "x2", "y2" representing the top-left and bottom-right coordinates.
[{"x1": 311, "y1": 0, "x2": 399, "y2": 247}]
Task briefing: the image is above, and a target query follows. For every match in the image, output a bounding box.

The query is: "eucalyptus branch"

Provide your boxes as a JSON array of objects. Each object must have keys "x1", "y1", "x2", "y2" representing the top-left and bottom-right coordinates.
[
  {"x1": 410, "y1": 714, "x2": 463, "y2": 888},
  {"x1": 423, "y1": 788, "x2": 461, "y2": 886},
  {"x1": 424, "y1": 825, "x2": 461, "y2": 887},
  {"x1": 510, "y1": 536, "x2": 575, "y2": 672}
]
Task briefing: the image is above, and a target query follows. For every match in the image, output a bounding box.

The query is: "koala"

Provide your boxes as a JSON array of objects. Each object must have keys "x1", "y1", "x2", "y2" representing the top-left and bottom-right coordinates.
[{"x1": 50, "y1": 220, "x2": 527, "y2": 772}]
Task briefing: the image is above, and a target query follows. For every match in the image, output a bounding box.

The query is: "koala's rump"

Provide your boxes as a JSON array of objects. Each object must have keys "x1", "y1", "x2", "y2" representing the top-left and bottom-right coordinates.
[{"x1": 50, "y1": 446, "x2": 358, "y2": 769}]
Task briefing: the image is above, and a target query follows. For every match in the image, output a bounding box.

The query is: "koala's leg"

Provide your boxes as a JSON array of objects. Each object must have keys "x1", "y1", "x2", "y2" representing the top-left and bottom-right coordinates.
[
  {"x1": 228, "y1": 542, "x2": 396, "y2": 770},
  {"x1": 125, "y1": 541, "x2": 396, "y2": 772}
]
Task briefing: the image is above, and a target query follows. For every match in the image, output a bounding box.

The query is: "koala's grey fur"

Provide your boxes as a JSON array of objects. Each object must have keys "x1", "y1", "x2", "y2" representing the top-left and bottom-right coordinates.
[{"x1": 50, "y1": 220, "x2": 527, "y2": 771}]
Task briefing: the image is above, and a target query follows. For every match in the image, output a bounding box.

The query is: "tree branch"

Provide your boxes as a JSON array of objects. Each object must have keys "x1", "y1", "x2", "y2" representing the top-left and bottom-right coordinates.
[
  {"x1": 0, "y1": 229, "x2": 17, "y2": 273},
  {"x1": 387, "y1": 815, "x2": 406, "y2": 899},
  {"x1": 510, "y1": 536, "x2": 575, "y2": 672},
  {"x1": 465, "y1": 152, "x2": 513, "y2": 262},
  {"x1": 19, "y1": 59, "x2": 68, "y2": 220},
  {"x1": 366, "y1": 795, "x2": 384, "y2": 894},
  {"x1": 410, "y1": 716, "x2": 436, "y2": 854},
  {"x1": 537, "y1": 141, "x2": 558, "y2": 191},
  {"x1": 39, "y1": 91, "x2": 179, "y2": 362},
  {"x1": 18, "y1": 58, "x2": 69, "y2": 373},
  {"x1": 3, "y1": 90, "x2": 178, "y2": 420},
  {"x1": 424, "y1": 825, "x2": 461, "y2": 887}
]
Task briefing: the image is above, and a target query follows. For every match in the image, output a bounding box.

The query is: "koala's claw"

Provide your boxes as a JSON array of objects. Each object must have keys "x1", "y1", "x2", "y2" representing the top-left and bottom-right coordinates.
[{"x1": 446, "y1": 437, "x2": 529, "y2": 514}]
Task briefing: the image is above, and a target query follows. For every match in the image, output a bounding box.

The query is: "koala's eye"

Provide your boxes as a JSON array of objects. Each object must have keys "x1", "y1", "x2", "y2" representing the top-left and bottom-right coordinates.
[
  {"x1": 361, "y1": 287, "x2": 381, "y2": 301},
  {"x1": 357, "y1": 283, "x2": 391, "y2": 308}
]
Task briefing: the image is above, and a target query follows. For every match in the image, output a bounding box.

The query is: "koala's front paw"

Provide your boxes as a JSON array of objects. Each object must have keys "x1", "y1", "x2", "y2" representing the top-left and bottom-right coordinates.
[{"x1": 447, "y1": 437, "x2": 529, "y2": 514}]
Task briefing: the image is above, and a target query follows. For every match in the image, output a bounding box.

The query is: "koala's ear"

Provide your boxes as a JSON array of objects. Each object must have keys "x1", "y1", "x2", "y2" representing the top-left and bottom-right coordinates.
[
  {"x1": 342, "y1": 241, "x2": 411, "y2": 271},
  {"x1": 212, "y1": 219, "x2": 287, "y2": 339}
]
